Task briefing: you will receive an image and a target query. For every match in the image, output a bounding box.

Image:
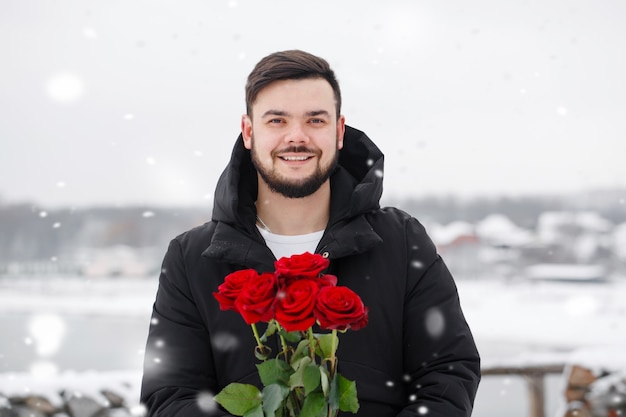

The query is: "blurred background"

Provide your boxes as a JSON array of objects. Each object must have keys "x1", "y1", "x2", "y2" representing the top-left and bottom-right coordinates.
[{"x1": 1, "y1": 1, "x2": 625, "y2": 416}]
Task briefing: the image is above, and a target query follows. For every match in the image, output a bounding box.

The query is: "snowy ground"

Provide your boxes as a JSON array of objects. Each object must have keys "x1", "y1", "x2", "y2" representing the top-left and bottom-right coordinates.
[
  {"x1": 1, "y1": 275, "x2": 625, "y2": 414},
  {"x1": 456, "y1": 277, "x2": 626, "y2": 369}
]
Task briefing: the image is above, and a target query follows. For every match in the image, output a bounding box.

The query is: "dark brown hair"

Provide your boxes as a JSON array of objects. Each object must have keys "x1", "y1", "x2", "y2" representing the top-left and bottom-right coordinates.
[{"x1": 245, "y1": 50, "x2": 342, "y2": 119}]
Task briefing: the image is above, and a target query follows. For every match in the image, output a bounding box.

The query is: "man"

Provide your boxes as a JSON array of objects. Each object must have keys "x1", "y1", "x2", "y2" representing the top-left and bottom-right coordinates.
[{"x1": 141, "y1": 50, "x2": 480, "y2": 416}]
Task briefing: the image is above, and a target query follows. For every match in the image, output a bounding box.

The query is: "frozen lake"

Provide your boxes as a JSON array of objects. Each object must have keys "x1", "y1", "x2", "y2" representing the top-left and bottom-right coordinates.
[{"x1": 1, "y1": 275, "x2": 625, "y2": 416}]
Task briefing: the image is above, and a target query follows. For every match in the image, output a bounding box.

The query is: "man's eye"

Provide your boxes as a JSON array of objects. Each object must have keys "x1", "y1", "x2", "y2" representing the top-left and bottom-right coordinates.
[
  {"x1": 310, "y1": 118, "x2": 325, "y2": 124},
  {"x1": 269, "y1": 119, "x2": 283, "y2": 124}
]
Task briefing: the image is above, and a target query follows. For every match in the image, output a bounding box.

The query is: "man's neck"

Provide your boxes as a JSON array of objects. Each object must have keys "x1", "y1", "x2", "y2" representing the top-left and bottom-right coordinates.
[{"x1": 255, "y1": 181, "x2": 331, "y2": 236}]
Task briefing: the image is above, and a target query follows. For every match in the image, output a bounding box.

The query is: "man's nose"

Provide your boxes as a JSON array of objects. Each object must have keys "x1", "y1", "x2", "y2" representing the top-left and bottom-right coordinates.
[{"x1": 284, "y1": 123, "x2": 310, "y2": 145}]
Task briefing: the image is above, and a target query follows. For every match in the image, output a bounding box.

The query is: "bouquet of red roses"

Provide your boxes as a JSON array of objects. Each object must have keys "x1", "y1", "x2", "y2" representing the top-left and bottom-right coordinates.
[{"x1": 213, "y1": 252, "x2": 368, "y2": 417}]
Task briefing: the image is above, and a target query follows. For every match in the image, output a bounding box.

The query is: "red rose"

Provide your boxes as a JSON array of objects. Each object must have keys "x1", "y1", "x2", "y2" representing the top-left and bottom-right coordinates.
[
  {"x1": 314, "y1": 286, "x2": 369, "y2": 331},
  {"x1": 213, "y1": 269, "x2": 258, "y2": 312},
  {"x1": 235, "y1": 272, "x2": 278, "y2": 324},
  {"x1": 317, "y1": 274, "x2": 337, "y2": 288},
  {"x1": 274, "y1": 252, "x2": 330, "y2": 280},
  {"x1": 275, "y1": 279, "x2": 319, "y2": 332}
]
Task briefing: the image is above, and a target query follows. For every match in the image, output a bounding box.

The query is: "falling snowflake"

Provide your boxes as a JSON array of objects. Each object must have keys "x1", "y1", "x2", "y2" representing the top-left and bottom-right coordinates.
[
  {"x1": 46, "y1": 73, "x2": 84, "y2": 103},
  {"x1": 212, "y1": 332, "x2": 240, "y2": 352},
  {"x1": 197, "y1": 391, "x2": 217, "y2": 412},
  {"x1": 130, "y1": 404, "x2": 147, "y2": 416},
  {"x1": 83, "y1": 27, "x2": 98, "y2": 39},
  {"x1": 417, "y1": 405, "x2": 428, "y2": 415},
  {"x1": 411, "y1": 260, "x2": 424, "y2": 269},
  {"x1": 424, "y1": 307, "x2": 445, "y2": 339}
]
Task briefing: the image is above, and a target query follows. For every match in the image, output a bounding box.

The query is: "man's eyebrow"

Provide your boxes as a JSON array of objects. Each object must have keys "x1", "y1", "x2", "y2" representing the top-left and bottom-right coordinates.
[
  {"x1": 261, "y1": 110, "x2": 290, "y2": 118},
  {"x1": 306, "y1": 110, "x2": 331, "y2": 117},
  {"x1": 260, "y1": 109, "x2": 332, "y2": 118}
]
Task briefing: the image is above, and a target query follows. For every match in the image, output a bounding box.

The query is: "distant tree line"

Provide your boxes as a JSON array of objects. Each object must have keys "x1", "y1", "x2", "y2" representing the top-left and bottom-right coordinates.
[
  {"x1": 390, "y1": 189, "x2": 626, "y2": 228},
  {"x1": 0, "y1": 204, "x2": 209, "y2": 262},
  {"x1": 1, "y1": 189, "x2": 624, "y2": 262}
]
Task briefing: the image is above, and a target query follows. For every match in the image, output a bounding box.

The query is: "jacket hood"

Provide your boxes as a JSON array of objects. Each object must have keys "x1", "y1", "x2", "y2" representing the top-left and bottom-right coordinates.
[{"x1": 211, "y1": 125, "x2": 384, "y2": 232}]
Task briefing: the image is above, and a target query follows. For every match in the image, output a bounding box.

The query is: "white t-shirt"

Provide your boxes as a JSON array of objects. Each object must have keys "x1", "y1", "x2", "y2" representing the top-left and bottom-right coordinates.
[{"x1": 257, "y1": 226, "x2": 324, "y2": 260}]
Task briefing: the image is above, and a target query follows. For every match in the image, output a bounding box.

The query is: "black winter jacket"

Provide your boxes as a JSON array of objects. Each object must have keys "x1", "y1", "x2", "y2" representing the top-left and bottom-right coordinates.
[{"x1": 140, "y1": 126, "x2": 480, "y2": 416}]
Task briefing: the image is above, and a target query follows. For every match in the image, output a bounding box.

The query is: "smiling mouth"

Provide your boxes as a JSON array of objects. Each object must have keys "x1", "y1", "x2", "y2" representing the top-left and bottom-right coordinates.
[{"x1": 279, "y1": 155, "x2": 313, "y2": 161}]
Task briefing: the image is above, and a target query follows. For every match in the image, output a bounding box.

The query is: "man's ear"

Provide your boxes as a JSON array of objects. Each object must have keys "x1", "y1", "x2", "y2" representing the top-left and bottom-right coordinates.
[
  {"x1": 241, "y1": 114, "x2": 253, "y2": 150},
  {"x1": 336, "y1": 115, "x2": 346, "y2": 150}
]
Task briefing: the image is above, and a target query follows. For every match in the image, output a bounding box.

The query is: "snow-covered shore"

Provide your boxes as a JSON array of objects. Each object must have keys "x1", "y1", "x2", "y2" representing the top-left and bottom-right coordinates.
[
  {"x1": 0, "y1": 276, "x2": 157, "y2": 317},
  {"x1": 2, "y1": 275, "x2": 625, "y2": 415}
]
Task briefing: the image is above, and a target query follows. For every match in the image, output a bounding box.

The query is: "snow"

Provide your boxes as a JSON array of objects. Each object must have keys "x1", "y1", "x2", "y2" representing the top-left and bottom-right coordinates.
[
  {"x1": 456, "y1": 278, "x2": 626, "y2": 371},
  {"x1": 0, "y1": 276, "x2": 156, "y2": 317},
  {"x1": 524, "y1": 263, "x2": 607, "y2": 282},
  {"x1": 430, "y1": 221, "x2": 474, "y2": 246},
  {"x1": 475, "y1": 214, "x2": 533, "y2": 246},
  {"x1": 1, "y1": 275, "x2": 625, "y2": 410}
]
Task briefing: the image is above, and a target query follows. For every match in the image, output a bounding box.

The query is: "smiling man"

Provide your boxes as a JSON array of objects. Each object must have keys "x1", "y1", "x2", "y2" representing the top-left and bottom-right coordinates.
[{"x1": 141, "y1": 50, "x2": 480, "y2": 416}]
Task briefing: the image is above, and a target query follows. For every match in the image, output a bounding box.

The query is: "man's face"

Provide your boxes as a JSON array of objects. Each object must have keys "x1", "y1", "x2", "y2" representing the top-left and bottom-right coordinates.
[{"x1": 241, "y1": 78, "x2": 345, "y2": 198}]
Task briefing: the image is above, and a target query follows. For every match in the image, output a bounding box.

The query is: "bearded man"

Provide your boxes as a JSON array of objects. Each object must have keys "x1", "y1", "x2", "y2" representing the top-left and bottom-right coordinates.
[{"x1": 141, "y1": 50, "x2": 480, "y2": 417}]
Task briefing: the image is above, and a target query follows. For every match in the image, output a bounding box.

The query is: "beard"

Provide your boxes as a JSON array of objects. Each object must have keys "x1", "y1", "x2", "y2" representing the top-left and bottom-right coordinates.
[{"x1": 250, "y1": 140, "x2": 339, "y2": 199}]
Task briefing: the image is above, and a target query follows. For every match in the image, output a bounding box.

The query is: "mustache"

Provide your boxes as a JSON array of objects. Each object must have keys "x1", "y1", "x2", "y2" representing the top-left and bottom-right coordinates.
[{"x1": 276, "y1": 146, "x2": 319, "y2": 154}]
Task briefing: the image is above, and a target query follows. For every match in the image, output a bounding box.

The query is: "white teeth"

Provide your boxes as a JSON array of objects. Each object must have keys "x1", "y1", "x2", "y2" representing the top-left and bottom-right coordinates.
[{"x1": 281, "y1": 156, "x2": 310, "y2": 161}]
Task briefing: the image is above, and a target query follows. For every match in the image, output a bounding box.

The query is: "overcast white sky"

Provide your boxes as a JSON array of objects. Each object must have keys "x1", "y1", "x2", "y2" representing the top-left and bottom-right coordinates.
[{"x1": 1, "y1": 0, "x2": 625, "y2": 208}]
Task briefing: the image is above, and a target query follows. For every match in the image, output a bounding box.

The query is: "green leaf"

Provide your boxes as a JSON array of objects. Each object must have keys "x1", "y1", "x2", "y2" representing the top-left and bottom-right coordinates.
[
  {"x1": 214, "y1": 383, "x2": 262, "y2": 416},
  {"x1": 244, "y1": 404, "x2": 264, "y2": 417},
  {"x1": 288, "y1": 356, "x2": 312, "y2": 389},
  {"x1": 303, "y1": 364, "x2": 321, "y2": 395},
  {"x1": 279, "y1": 329, "x2": 304, "y2": 343},
  {"x1": 319, "y1": 367, "x2": 330, "y2": 396},
  {"x1": 298, "y1": 392, "x2": 326, "y2": 417},
  {"x1": 290, "y1": 339, "x2": 310, "y2": 366},
  {"x1": 260, "y1": 321, "x2": 278, "y2": 343},
  {"x1": 316, "y1": 333, "x2": 338, "y2": 359},
  {"x1": 262, "y1": 384, "x2": 289, "y2": 417},
  {"x1": 254, "y1": 345, "x2": 272, "y2": 361},
  {"x1": 257, "y1": 359, "x2": 292, "y2": 386},
  {"x1": 336, "y1": 374, "x2": 359, "y2": 413}
]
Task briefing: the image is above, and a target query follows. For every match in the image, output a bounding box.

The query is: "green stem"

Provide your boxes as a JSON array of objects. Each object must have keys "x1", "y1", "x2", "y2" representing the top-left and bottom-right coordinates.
[
  {"x1": 327, "y1": 331, "x2": 339, "y2": 417},
  {"x1": 274, "y1": 322, "x2": 289, "y2": 359},
  {"x1": 307, "y1": 328, "x2": 316, "y2": 361},
  {"x1": 329, "y1": 329, "x2": 338, "y2": 377},
  {"x1": 251, "y1": 323, "x2": 263, "y2": 349}
]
